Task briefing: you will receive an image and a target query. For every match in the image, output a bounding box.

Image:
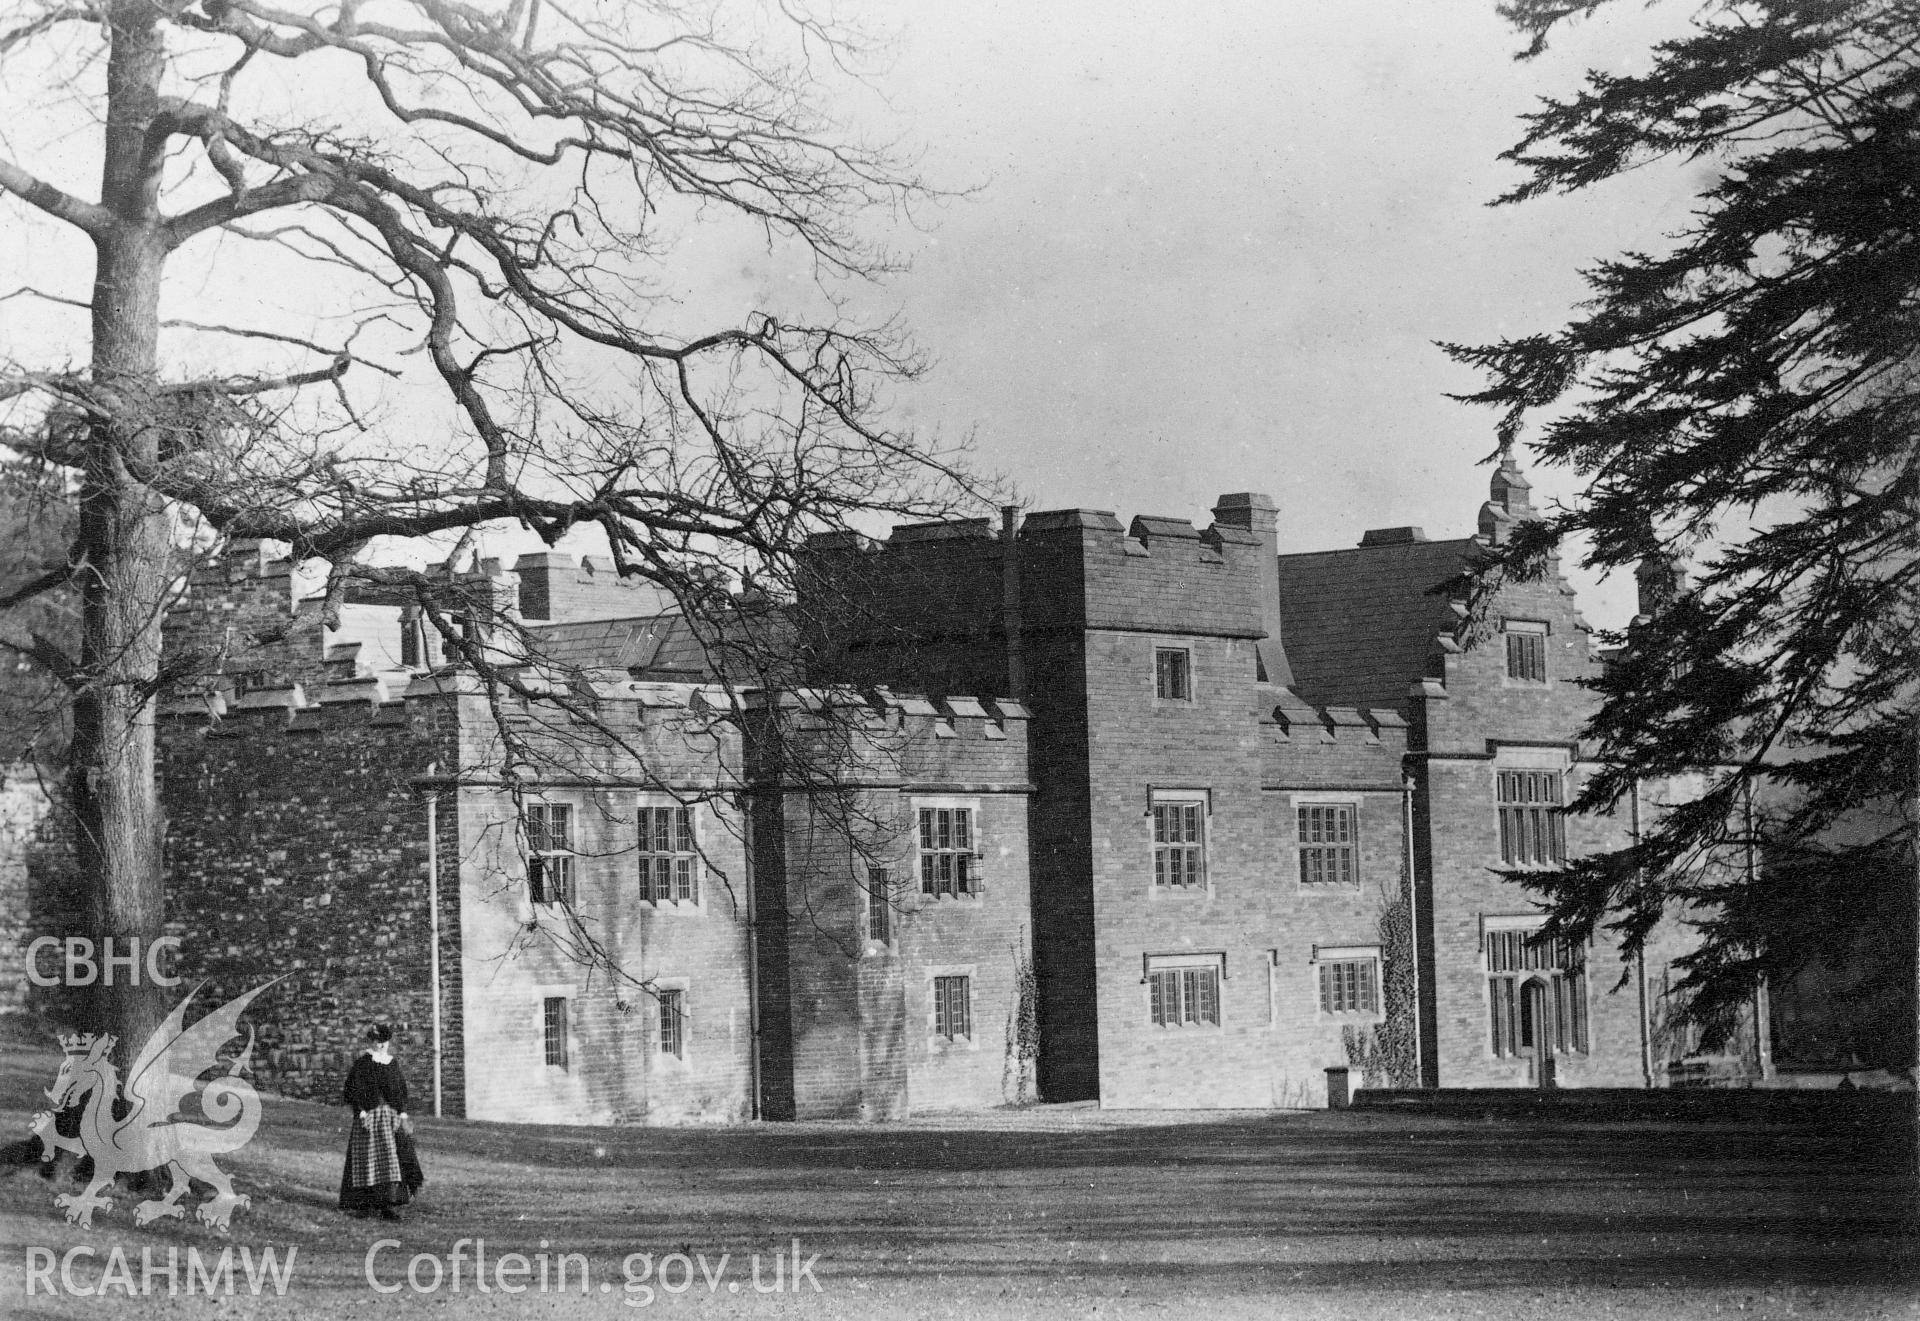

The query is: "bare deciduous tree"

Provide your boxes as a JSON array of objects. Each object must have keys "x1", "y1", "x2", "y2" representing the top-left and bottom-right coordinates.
[{"x1": 0, "y1": 0, "x2": 982, "y2": 1053}]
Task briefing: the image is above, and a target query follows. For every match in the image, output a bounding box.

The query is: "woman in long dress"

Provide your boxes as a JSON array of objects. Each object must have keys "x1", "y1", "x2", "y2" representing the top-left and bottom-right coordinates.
[{"x1": 338, "y1": 1024, "x2": 424, "y2": 1218}]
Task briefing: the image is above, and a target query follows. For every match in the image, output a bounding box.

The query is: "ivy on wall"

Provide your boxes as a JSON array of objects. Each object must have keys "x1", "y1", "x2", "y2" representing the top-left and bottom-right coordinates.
[
  {"x1": 1003, "y1": 934, "x2": 1039, "y2": 1104},
  {"x1": 1343, "y1": 876, "x2": 1419, "y2": 1089}
]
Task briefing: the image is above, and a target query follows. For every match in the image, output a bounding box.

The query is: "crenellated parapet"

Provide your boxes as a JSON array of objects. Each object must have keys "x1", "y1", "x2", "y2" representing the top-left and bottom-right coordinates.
[
  {"x1": 1264, "y1": 687, "x2": 1407, "y2": 746},
  {"x1": 1261, "y1": 685, "x2": 1408, "y2": 784},
  {"x1": 801, "y1": 495, "x2": 1290, "y2": 699},
  {"x1": 156, "y1": 673, "x2": 443, "y2": 740},
  {"x1": 163, "y1": 539, "x2": 322, "y2": 689},
  {"x1": 739, "y1": 685, "x2": 1030, "y2": 793},
  {"x1": 157, "y1": 664, "x2": 1030, "y2": 799},
  {"x1": 806, "y1": 505, "x2": 1268, "y2": 638},
  {"x1": 163, "y1": 538, "x2": 527, "y2": 697}
]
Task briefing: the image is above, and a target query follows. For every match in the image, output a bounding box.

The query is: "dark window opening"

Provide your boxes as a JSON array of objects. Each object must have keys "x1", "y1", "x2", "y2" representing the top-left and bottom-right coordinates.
[
  {"x1": 1497, "y1": 770, "x2": 1566, "y2": 867},
  {"x1": 1298, "y1": 804, "x2": 1357, "y2": 886},
  {"x1": 1155, "y1": 647, "x2": 1192, "y2": 700},
  {"x1": 526, "y1": 804, "x2": 575, "y2": 905},
  {"x1": 639, "y1": 805, "x2": 698, "y2": 904},
  {"x1": 867, "y1": 866, "x2": 892, "y2": 944},
  {"x1": 919, "y1": 808, "x2": 974, "y2": 897},
  {"x1": 543, "y1": 997, "x2": 569, "y2": 1068},
  {"x1": 658, "y1": 989, "x2": 684, "y2": 1058},
  {"x1": 1149, "y1": 965, "x2": 1220, "y2": 1026}
]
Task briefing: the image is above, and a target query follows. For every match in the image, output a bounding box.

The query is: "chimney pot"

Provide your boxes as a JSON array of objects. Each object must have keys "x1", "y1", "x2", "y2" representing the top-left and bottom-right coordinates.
[{"x1": 1210, "y1": 492, "x2": 1279, "y2": 535}]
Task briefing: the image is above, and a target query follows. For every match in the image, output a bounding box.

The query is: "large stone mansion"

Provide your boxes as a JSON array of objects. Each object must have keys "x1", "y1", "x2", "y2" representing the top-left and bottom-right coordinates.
[{"x1": 22, "y1": 457, "x2": 1753, "y2": 1122}]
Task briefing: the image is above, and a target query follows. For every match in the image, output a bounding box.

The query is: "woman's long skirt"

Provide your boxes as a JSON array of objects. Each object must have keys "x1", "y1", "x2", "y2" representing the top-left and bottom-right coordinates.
[{"x1": 338, "y1": 1105, "x2": 424, "y2": 1210}]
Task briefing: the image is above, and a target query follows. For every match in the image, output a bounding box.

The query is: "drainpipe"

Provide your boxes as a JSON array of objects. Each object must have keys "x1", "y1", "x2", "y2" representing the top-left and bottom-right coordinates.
[
  {"x1": 1401, "y1": 772, "x2": 1424, "y2": 1087},
  {"x1": 1631, "y1": 776, "x2": 1654, "y2": 1090},
  {"x1": 425, "y1": 761, "x2": 444, "y2": 1118},
  {"x1": 743, "y1": 793, "x2": 762, "y2": 1120},
  {"x1": 1744, "y1": 780, "x2": 1775, "y2": 1083}
]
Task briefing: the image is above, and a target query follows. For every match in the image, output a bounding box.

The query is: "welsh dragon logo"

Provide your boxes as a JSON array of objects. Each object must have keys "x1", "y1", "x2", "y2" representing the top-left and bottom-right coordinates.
[{"x1": 31, "y1": 980, "x2": 281, "y2": 1229}]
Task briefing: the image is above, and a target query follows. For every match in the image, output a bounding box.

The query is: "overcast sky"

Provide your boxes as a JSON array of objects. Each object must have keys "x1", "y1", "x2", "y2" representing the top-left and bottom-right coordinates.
[
  {"x1": 818, "y1": 1, "x2": 1701, "y2": 629},
  {"x1": 2, "y1": 1, "x2": 1704, "y2": 630}
]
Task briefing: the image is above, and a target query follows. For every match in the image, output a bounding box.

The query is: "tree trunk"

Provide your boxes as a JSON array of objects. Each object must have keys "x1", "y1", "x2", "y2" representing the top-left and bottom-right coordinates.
[{"x1": 71, "y1": 3, "x2": 173, "y2": 1062}]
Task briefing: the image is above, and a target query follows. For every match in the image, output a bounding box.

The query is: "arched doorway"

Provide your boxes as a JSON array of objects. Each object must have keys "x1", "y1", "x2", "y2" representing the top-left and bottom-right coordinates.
[{"x1": 1520, "y1": 976, "x2": 1556, "y2": 1088}]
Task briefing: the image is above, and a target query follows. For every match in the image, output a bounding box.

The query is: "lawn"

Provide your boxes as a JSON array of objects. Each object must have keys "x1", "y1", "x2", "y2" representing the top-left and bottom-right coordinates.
[{"x1": 0, "y1": 1025, "x2": 1911, "y2": 1321}]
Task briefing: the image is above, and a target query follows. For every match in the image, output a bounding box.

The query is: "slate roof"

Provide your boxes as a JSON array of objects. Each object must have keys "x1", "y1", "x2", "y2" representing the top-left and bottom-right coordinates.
[
  {"x1": 528, "y1": 614, "x2": 708, "y2": 676},
  {"x1": 527, "y1": 605, "x2": 794, "y2": 681},
  {"x1": 1275, "y1": 536, "x2": 1478, "y2": 714}
]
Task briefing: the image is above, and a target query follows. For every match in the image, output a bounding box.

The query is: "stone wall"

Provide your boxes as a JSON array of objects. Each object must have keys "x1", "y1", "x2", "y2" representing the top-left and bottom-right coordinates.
[
  {"x1": 451, "y1": 777, "x2": 756, "y2": 1126},
  {"x1": 1082, "y1": 632, "x2": 1410, "y2": 1110},
  {"x1": 446, "y1": 681, "x2": 755, "y2": 1125},
  {"x1": 891, "y1": 699, "x2": 1033, "y2": 1114},
  {"x1": 152, "y1": 485, "x2": 1742, "y2": 1118},
  {"x1": 1408, "y1": 552, "x2": 1720, "y2": 1088},
  {"x1": 749, "y1": 694, "x2": 1034, "y2": 1119},
  {"x1": 142, "y1": 664, "x2": 1042, "y2": 1128},
  {"x1": 162, "y1": 543, "x2": 324, "y2": 691},
  {"x1": 800, "y1": 502, "x2": 1415, "y2": 1108},
  {"x1": 157, "y1": 686, "x2": 461, "y2": 1110}
]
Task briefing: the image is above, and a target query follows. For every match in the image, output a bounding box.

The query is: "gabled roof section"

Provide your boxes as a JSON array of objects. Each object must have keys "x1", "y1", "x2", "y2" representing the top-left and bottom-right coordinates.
[{"x1": 1275, "y1": 536, "x2": 1478, "y2": 714}]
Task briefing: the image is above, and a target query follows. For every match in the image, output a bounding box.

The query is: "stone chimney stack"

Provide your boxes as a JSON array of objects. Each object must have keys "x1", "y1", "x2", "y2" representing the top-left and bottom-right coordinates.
[
  {"x1": 1477, "y1": 455, "x2": 1538, "y2": 547},
  {"x1": 1210, "y1": 492, "x2": 1291, "y2": 687},
  {"x1": 1633, "y1": 547, "x2": 1688, "y2": 623}
]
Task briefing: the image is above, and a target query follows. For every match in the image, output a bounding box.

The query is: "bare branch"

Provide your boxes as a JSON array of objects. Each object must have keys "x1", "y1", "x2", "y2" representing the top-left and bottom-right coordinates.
[
  {"x1": 0, "y1": 4, "x2": 100, "y2": 58},
  {"x1": 162, "y1": 353, "x2": 355, "y2": 398},
  {"x1": 0, "y1": 557, "x2": 78, "y2": 610},
  {"x1": 165, "y1": 170, "x2": 338, "y2": 247},
  {"x1": 0, "y1": 154, "x2": 111, "y2": 237},
  {"x1": 0, "y1": 285, "x2": 91, "y2": 313},
  {"x1": 0, "y1": 0, "x2": 989, "y2": 1056}
]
